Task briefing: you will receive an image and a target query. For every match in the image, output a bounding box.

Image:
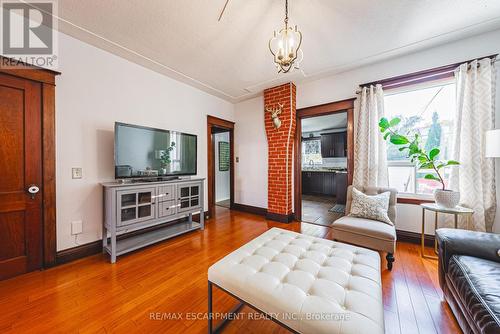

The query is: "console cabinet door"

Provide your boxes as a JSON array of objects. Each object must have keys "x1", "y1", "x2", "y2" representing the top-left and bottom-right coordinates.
[
  {"x1": 178, "y1": 183, "x2": 201, "y2": 213},
  {"x1": 117, "y1": 187, "x2": 156, "y2": 226}
]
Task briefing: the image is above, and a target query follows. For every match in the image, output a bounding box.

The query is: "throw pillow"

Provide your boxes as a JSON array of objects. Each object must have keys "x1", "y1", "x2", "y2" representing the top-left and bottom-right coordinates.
[{"x1": 348, "y1": 187, "x2": 393, "y2": 225}]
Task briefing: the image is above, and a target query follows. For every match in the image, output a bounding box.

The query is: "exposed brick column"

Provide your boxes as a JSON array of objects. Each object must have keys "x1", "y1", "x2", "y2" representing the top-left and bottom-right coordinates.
[{"x1": 264, "y1": 83, "x2": 296, "y2": 222}]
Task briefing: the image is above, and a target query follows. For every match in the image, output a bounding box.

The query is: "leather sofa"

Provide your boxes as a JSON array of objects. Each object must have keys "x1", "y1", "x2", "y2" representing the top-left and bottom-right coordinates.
[{"x1": 436, "y1": 228, "x2": 500, "y2": 334}]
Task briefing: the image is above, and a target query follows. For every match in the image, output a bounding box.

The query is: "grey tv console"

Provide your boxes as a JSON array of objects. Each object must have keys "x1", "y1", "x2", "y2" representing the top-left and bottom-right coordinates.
[{"x1": 102, "y1": 178, "x2": 204, "y2": 263}]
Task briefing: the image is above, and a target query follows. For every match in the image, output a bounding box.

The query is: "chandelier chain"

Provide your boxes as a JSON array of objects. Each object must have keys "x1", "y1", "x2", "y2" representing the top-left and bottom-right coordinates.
[{"x1": 284, "y1": 0, "x2": 289, "y2": 25}]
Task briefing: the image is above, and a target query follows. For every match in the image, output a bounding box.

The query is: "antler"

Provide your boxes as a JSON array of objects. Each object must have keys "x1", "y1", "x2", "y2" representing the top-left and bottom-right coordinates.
[
  {"x1": 276, "y1": 103, "x2": 283, "y2": 115},
  {"x1": 266, "y1": 103, "x2": 283, "y2": 116}
]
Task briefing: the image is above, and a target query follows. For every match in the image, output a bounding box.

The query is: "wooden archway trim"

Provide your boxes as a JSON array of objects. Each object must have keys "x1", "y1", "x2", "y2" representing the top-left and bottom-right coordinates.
[
  {"x1": 1, "y1": 56, "x2": 60, "y2": 267},
  {"x1": 207, "y1": 115, "x2": 235, "y2": 219},
  {"x1": 294, "y1": 98, "x2": 355, "y2": 221}
]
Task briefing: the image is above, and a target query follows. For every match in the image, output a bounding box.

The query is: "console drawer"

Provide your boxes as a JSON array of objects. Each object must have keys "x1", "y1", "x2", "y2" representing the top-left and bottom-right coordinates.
[
  {"x1": 158, "y1": 200, "x2": 176, "y2": 217},
  {"x1": 157, "y1": 185, "x2": 175, "y2": 202}
]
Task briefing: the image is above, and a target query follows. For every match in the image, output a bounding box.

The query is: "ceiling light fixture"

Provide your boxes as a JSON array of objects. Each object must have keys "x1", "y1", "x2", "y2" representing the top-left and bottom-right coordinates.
[{"x1": 269, "y1": 0, "x2": 303, "y2": 73}]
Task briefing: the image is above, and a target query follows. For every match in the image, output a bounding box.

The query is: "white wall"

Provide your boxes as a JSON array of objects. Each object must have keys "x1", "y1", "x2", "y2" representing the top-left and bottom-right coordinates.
[
  {"x1": 235, "y1": 29, "x2": 500, "y2": 234},
  {"x1": 56, "y1": 33, "x2": 234, "y2": 251},
  {"x1": 214, "y1": 132, "x2": 230, "y2": 202},
  {"x1": 234, "y1": 96, "x2": 268, "y2": 208}
]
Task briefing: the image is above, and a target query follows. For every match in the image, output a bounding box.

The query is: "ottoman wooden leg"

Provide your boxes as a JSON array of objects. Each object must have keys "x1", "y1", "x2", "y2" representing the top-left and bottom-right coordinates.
[{"x1": 386, "y1": 253, "x2": 395, "y2": 271}]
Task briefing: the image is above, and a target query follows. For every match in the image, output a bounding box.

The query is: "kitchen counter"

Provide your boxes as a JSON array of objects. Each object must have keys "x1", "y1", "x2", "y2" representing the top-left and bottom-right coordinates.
[{"x1": 302, "y1": 168, "x2": 347, "y2": 173}]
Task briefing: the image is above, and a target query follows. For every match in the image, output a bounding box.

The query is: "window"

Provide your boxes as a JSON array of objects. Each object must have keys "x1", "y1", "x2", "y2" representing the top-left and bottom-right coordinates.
[
  {"x1": 302, "y1": 139, "x2": 323, "y2": 165},
  {"x1": 384, "y1": 80, "x2": 456, "y2": 196}
]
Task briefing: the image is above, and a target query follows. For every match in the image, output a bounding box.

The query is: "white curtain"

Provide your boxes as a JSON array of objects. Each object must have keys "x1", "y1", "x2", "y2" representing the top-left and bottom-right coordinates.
[
  {"x1": 353, "y1": 84, "x2": 388, "y2": 188},
  {"x1": 449, "y1": 58, "x2": 497, "y2": 232}
]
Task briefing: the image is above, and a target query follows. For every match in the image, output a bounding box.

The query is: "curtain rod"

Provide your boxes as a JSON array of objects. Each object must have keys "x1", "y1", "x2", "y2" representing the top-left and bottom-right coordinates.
[{"x1": 359, "y1": 54, "x2": 498, "y2": 90}]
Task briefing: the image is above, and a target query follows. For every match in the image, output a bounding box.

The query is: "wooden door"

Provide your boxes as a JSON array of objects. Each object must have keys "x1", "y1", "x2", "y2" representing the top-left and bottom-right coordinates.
[{"x1": 0, "y1": 73, "x2": 43, "y2": 280}]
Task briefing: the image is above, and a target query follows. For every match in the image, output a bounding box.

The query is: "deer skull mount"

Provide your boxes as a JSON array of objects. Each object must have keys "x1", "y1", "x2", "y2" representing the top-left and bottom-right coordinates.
[{"x1": 266, "y1": 103, "x2": 283, "y2": 129}]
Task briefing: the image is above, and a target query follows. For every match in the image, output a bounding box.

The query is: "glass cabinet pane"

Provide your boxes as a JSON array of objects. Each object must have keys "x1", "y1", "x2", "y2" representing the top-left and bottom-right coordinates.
[
  {"x1": 190, "y1": 198, "x2": 199, "y2": 207},
  {"x1": 121, "y1": 207, "x2": 136, "y2": 222},
  {"x1": 180, "y1": 187, "x2": 189, "y2": 198},
  {"x1": 121, "y1": 193, "x2": 136, "y2": 207},
  {"x1": 138, "y1": 192, "x2": 152, "y2": 204},
  {"x1": 180, "y1": 199, "x2": 190, "y2": 209},
  {"x1": 191, "y1": 186, "x2": 199, "y2": 196},
  {"x1": 138, "y1": 205, "x2": 151, "y2": 218}
]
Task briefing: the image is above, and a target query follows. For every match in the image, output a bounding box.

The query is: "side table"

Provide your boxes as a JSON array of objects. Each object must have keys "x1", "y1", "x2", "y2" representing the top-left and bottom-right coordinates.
[{"x1": 420, "y1": 203, "x2": 474, "y2": 259}]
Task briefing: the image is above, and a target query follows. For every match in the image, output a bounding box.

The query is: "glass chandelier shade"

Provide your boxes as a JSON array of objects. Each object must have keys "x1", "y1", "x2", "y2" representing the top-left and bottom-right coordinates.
[{"x1": 269, "y1": 0, "x2": 303, "y2": 73}]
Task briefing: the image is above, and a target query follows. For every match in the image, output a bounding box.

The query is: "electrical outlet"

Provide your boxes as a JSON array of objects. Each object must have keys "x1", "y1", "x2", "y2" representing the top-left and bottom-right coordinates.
[
  {"x1": 235, "y1": 157, "x2": 239, "y2": 163},
  {"x1": 71, "y1": 220, "x2": 83, "y2": 235},
  {"x1": 72, "y1": 167, "x2": 82, "y2": 179}
]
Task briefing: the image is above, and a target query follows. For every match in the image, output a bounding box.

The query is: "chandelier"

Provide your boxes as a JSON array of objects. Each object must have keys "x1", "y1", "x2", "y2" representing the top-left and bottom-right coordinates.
[{"x1": 269, "y1": 0, "x2": 303, "y2": 73}]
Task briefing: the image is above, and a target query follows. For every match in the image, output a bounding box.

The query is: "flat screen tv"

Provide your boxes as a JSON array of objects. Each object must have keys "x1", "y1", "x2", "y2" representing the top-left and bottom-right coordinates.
[{"x1": 114, "y1": 122, "x2": 197, "y2": 179}]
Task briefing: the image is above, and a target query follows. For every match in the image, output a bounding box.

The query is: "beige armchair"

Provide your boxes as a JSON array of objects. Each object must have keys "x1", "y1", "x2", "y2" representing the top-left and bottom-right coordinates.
[{"x1": 331, "y1": 185, "x2": 398, "y2": 270}]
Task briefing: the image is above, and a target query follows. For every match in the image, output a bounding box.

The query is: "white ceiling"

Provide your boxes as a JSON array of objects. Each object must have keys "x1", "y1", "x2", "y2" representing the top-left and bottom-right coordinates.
[
  {"x1": 54, "y1": 0, "x2": 500, "y2": 102},
  {"x1": 302, "y1": 113, "x2": 347, "y2": 133}
]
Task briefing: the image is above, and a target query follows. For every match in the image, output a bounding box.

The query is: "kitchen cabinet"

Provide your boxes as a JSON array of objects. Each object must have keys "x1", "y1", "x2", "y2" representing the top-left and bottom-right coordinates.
[
  {"x1": 320, "y1": 134, "x2": 335, "y2": 158},
  {"x1": 302, "y1": 171, "x2": 336, "y2": 196},
  {"x1": 320, "y1": 131, "x2": 347, "y2": 158},
  {"x1": 322, "y1": 173, "x2": 336, "y2": 196},
  {"x1": 335, "y1": 173, "x2": 348, "y2": 204}
]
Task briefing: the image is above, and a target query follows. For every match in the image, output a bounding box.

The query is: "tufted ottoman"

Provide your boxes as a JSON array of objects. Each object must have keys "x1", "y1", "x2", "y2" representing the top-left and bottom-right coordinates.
[{"x1": 207, "y1": 227, "x2": 384, "y2": 334}]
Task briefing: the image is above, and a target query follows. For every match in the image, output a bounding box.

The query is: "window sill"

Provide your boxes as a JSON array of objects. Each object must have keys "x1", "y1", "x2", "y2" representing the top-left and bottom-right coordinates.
[{"x1": 397, "y1": 194, "x2": 435, "y2": 205}]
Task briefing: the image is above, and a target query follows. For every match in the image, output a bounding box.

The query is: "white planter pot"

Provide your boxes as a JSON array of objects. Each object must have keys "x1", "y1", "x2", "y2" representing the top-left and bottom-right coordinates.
[{"x1": 434, "y1": 189, "x2": 460, "y2": 208}]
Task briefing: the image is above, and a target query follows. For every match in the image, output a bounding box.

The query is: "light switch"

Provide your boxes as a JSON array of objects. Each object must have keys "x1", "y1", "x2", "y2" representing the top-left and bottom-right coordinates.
[{"x1": 72, "y1": 167, "x2": 82, "y2": 179}]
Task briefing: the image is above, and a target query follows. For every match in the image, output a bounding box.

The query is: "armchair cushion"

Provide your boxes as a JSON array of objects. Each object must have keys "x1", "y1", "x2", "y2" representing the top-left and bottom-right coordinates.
[
  {"x1": 346, "y1": 186, "x2": 398, "y2": 224},
  {"x1": 332, "y1": 216, "x2": 396, "y2": 254},
  {"x1": 349, "y1": 187, "x2": 393, "y2": 225}
]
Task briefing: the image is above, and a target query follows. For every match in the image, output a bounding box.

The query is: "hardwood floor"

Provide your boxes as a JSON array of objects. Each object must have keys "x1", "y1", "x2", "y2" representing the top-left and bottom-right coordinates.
[{"x1": 0, "y1": 207, "x2": 460, "y2": 333}]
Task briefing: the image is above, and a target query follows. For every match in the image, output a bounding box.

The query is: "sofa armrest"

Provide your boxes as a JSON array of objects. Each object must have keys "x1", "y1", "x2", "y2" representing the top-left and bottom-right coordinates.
[{"x1": 436, "y1": 228, "x2": 500, "y2": 273}]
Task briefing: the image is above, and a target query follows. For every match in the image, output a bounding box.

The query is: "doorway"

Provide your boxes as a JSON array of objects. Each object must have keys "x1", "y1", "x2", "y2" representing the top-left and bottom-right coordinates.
[
  {"x1": 213, "y1": 129, "x2": 231, "y2": 208},
  {"x1": 207, "y1": 116, "x2": 235, "y2": 218},
  {"x1": 294, "y1": 98, "x2": 355, "y2": 224}
]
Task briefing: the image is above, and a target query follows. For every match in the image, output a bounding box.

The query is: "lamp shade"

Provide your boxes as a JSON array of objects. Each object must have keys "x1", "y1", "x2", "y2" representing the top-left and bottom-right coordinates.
[{"x1": 485, "y1": 129, "x2": 500, "y2": 158}]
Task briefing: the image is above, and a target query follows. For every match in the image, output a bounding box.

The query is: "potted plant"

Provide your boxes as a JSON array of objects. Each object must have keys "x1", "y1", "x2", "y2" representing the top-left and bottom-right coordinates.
[
  {"x1": 379, "y1": 117, "x2": 460, "y2": 208},
  {"x1": 159, "y1": 142, "x2": 176, "y2": 175}
]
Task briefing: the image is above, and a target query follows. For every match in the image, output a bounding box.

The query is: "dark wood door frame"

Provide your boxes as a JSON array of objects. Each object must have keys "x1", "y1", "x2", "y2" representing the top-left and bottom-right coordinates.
[
  {"x1": 207, "y1": 115, "x2": 235, "y2": 219},
  {"x1": 294, "y1": 98, "x2": 355, "y2": 221},
  {"x1": 0, "y1": 57, "x2": 59, "y2": 268}
]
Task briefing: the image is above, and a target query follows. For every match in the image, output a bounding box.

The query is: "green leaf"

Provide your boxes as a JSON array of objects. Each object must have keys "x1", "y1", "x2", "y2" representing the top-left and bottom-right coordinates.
[
  {"x1": 399, "y1": 147, "x2": 407, "y2": 151},
  {"x1": 383, "y1": 132, "x2": 390, "y2": 140},
  {"x1": 408, "y1": 142, "x2": 420, "y2": 156},
  {"x1": 389, "y1": 118, "x2": 401, "y2": 127},
  {"x1": 379, "y1": 118, "x2": 390, "y2": 130},
  {"x1": 419, "y1": 162, "x2": 434, "y2": 169},
  {"x1": 446, "y1": 160, "x2": 460, "y2": 165},
  {"x1": 424, "y1": 174, "x2": 441, "y2": 182},
  {"x1": 429, "y1": 148, "x2": 440, "y2": 160},
  {"x1": 390, "y1": 134, "x2": 409, "y2": 145}
]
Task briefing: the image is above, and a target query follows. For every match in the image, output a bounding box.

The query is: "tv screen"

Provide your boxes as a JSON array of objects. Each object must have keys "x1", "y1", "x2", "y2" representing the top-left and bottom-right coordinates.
[{"x1": 114, "y1": 122, "x2": 197, "y2": 178}]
